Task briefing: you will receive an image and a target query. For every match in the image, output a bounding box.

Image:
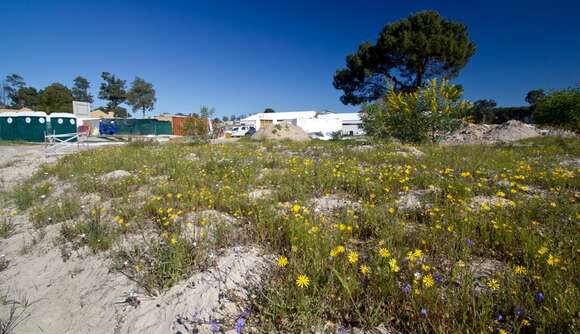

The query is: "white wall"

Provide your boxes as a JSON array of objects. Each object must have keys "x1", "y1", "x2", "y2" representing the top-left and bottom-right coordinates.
[{"x1": 296, "y1": 117, "x2": 342, "y2": 134}]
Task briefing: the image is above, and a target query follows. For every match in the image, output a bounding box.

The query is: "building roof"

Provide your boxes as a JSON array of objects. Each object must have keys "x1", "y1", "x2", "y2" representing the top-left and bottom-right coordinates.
[
  {"x1": 241, "y1": 111, "x2": 318, "y2": 121},
  {"x1": 318, "y1": 112, "x2": 361, "y2": 122}
]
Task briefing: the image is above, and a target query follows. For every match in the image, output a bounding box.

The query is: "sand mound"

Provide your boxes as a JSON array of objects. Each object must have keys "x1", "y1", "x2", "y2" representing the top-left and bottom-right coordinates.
[
  {"x1": 252, "y1": 123, "x2": 310, "y2": 141},
  {"x1": 443, "y1": 120, "x2": 543, "y2": 144}
]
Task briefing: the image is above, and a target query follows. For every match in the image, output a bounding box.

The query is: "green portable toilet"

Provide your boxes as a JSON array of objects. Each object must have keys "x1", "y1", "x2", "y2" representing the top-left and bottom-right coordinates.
[
  {"x1": 0, "y1": 112, "x2": 47, "y2": 142},
  {"x1": 49, "y1": 113, "x2": 78, "y2": 142},
  {"x1": 0, "y1": 112, "x2": 19, "y2": 141},
  {"x1": 16, "y1": 112, "x2": 48, "y2": 142}
]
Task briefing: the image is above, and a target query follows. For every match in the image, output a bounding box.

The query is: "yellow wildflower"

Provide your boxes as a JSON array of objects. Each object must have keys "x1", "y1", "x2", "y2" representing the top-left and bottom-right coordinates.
[
  {"x1": 296, "y1": 274, "x2": 310, "y2": 288},
  {"x1": 359, "y1": 265, "x2": 370, "y2": 274},
  {"x1": 422, "y1": 274, "x2": 435, "y2": 288},
  {"x1": 379, "y1": 248, "x2": 390, "y2": 258},
  {"x1": 348, "y1": 251, "x2": 359, "y2": 264},
  {"x1": 537, "y1": 246, "x2": 548, "y2": 256},
  {"x1": 486, "y1": 279, "x2": 500, "y2": 291},
  {"x1": 277, "y1": 256, "x2": 288, "y2": 267},
  {"x1": 546, "y1": 254, "x2": 560, "y2": 266},
  {"x1": 291, "y1": 203, "x2": 301, "y2": 214},
  {"x1": 389, "y1": 258, "x2": 400, "y2": 272},
  {"x1": 514, "y1": 266, "x2": 527, "y2": 275}
]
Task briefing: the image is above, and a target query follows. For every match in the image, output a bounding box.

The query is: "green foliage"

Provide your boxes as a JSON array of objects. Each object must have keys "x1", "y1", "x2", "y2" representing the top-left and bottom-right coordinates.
[
  {"x1": 11, "y1": 181, "x2": 51, "y2": 210},
  {"x1": 29, "y1": 196, "x2": 81, "y2": 228},
  {"x1": 3, "y1": 74, "x2": 25, "y2": 106},
  {"x1": 182, "y1": 106, "x2": 215, "y2": 139},
  {"x1": 22, "y1": 138, "x2": 579, "y2": 333},
  {"x1": 10, "y1": 87, "x2": 39, "y2": 109},
  {"x1": 71, "y1": 76, "x2": 93, "y2": 103},
  {"x1": 469, "y1": 100, "x2": 532, "y2": 124},
  {"x1": 0, "y1": 217, "x2": 14, "y2": 239},
  {"x1": 60, "y1": 207, "x2": 116, "y2": 253},
  {"x1": 36, "y1": 83, "x2": 73, "y2": 113},
  {"x1": 98, "y1": 72, "x2": 127, "y2": 116},
  {"x1": 126, "y1": 77, "x2": 156, "y2": 117},
  {"x1": 264, "y1": 108, "x2": 275, "y2": 113},
  {"x1": 526, "y1": 89, "x2": 546, "y2": 106},
  {"x1": 334, "y1": 11, "x2": 476, "y2": 105},
  {"x1": 363, "y1": 79, "x2": 470, "y2": 143},
  {"x1": 533, "y1": 87, "x2": 580, "y2": 132}
]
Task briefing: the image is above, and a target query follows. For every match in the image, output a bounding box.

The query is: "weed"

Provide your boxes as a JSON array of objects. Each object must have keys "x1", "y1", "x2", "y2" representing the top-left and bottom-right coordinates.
[
  {"x1": 0, "y1": 218, "x2": 14, "y2": 239},
  {"x1": 13, "y1": 137, "x2": 578, "y2": 333},
  {"x1": 29, "y1": 196, "x2": 81, "y2": 228}
]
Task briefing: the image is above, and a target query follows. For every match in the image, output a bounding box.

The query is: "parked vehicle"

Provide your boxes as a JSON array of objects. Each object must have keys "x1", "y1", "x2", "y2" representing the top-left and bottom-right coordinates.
[
  {"x1": 309, "y1": 132, "x2": 333, "y2": 140},
  {"x1": 228, "y1": 126, "x2": 255, "y2": 137}
]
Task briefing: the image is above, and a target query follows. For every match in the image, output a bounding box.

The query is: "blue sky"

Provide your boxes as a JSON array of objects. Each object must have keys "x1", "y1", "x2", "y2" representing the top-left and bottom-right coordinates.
[{"x1": 2, "y1": 0, "x2": 579, "y2": 118}]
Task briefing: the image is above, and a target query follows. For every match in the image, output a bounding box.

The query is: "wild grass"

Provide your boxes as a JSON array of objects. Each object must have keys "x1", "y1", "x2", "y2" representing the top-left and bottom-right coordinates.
[
  {"x1": 0, "y1": 218, "x2": 14, "y2": 239},
  {"x1": 23, "y1": 137, "x2": 579, "y2": 333},
  {"x1": 29, "y1": 196, "x2": 81, "y2": 228}
]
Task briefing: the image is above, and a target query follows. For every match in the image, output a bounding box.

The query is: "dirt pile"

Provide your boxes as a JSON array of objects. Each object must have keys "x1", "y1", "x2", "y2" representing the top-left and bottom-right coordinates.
[
  {"x1": 252, "y1": 122, "x2": 310, "y2": 141},
  {"x1": 442, "y1": 120, "x2": 544, "y2": 144}
]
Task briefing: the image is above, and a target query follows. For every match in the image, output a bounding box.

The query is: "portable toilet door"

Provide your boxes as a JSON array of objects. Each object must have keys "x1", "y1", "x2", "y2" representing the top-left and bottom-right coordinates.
[
  {"x1": 50, "y1": 113, "x2": 78, "y2": 142},
  {"x1": 16, "y1": 112, "x2": 48, "y2": 142},
  {"x1": 0, "y1": 112, "x2": 19, "y2": 141}
]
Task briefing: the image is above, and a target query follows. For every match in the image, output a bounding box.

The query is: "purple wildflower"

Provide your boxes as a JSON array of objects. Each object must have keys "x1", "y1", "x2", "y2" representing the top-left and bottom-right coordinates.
[
  {"x1": 235, "y1": 318, "x2": 245, "y2": 334},
  {"x1": 434, "y1": 274, "x2": 443, "y2": 285},
  {"x1": 210, "y1": 320, "x2": 220, "y2": 332},
  {"x1": 536, "y1": 292, "x2": 544, "y2": 303},
  {"x1": 515, "y1": 308, "x2": 525, "y2": 318},
  {"x1": 401, "y1": 283, "x2": 412, "y2": 293},
  {"x1": 337, "y1": 327, "x2": 349, "y2": 334},
  {"x1": 466, "y1": 239, "x2": 474, "y2": 247},
  {"x1": 420, "y1": 308, "x2": 428, "y2": 317},
  {"x1": 497, "y1": 313, "x2": 504, "y2": 322}
]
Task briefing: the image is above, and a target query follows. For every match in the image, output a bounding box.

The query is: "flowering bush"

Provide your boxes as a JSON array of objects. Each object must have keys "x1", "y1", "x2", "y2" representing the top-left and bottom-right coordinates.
[{"x1": 362, "y1": 79, "x2": 470, "y2": 143}]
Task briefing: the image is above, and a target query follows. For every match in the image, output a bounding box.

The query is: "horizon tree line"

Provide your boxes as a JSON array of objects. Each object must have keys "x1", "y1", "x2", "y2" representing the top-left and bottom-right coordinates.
[{"x1": 0, "y1": 72, "x2": 156, "y2": 117}]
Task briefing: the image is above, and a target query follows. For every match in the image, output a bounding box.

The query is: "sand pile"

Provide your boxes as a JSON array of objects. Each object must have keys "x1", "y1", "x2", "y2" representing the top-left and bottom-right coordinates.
[
  {"x1": 252, "y1": 122, "x2": 310, "y2": 141},
  {"x1": 442, "y1": 120, "x2": 543, "y2": 144}
]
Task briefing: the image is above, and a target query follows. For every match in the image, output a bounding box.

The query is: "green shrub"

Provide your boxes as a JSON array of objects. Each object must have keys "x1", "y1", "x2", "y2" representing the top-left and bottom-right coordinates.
[
  {"x1": 533, "y1": 87, "x2": 580, "y2": 132},
  {"x1": 362, "y1": 79, "x2": 470, "y2": 143}
]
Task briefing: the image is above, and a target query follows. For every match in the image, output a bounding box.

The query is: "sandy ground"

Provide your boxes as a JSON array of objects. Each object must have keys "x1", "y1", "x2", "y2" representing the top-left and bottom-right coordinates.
[
  {"x1": 0, "y1": 145, "x2": 57, "y2": 193},
  {"x1": 0, "y1": 143, "x2": 272, "y2": 334}
]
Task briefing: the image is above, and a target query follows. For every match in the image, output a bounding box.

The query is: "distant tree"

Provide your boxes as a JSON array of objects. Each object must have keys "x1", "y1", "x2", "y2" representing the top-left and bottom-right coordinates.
[
  {"x1": 11, "y1": 87, "x2": 39, "y2": 109},
  {"x1": 264, "y1": 108, "x2": 275, "y2": 113},
  {"x1": 533, "y1": 87, "x2": 580, "y2": 131},
  {"x1": 525, "y1": 89, "x2": 546, "y2": 106},
  {"x1": 212, "y1": 117, "x2": 220, "y2": 123},
  {"x1": 334, "y1": 11, "x2": 476, "y2": 105},
  {"x1": 36, "y1": 83, "x2": 73, "y2": 114},
  {"x1": 222, "y1": 115, "x2": 229, "y2": 122},
  {"x1": 126, "y1": 77, "x2": 156, "y2": 118},
  {"x1": 98, "y1": 72, "x2": 127, "y2": 117},
  {"x1": 470, "y1": 99, "x2": 497, "y2": 124},
  {"x1": 3, "y1": 74, "x2": 26, "y2": 106},
  {"x1": 114, "y1": 106, "x2": 130, "y2": 118},
  {"x1": 71, "y1": 76, "x2": 93, "y2": 103}
]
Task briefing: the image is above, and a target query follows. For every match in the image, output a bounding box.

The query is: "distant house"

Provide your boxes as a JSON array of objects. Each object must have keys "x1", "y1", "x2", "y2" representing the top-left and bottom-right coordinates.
[
  {"x1": 89, "y1": 108, "x2": 114, "y2": 119},
  {"x1": 318, "y1": 112, "x2": 364, "y2": 136},
  {"x1": 240, "y1": 111, "x2": 364, "y2": 136}
]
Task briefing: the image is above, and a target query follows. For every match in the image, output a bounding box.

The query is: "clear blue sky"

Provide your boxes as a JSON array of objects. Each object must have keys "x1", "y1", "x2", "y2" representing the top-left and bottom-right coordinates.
[{"x1": 2, "y1": 0, "x2": 579, "y2": 118}]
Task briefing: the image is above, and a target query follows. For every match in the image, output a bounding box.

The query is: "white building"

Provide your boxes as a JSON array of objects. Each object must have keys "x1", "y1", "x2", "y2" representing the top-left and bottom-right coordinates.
[
  {"x1": 240, "y1": 111, "x2": 364, "y2": 136},
  {"x1": 318, "y1": 112, "x2": 364, "y2": 136}
]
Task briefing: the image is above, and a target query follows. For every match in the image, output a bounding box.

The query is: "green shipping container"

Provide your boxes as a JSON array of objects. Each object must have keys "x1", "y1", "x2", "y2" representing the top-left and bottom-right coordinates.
[
  {"x1": 0, "y1": 112, "x2": 48, "y2": 142},
  {"x1": 101, "y1": 118, "x2": 173, "y2": 136},
  {"x1": 49, "y1": 113, "x2": 78, "y2": 142}
]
